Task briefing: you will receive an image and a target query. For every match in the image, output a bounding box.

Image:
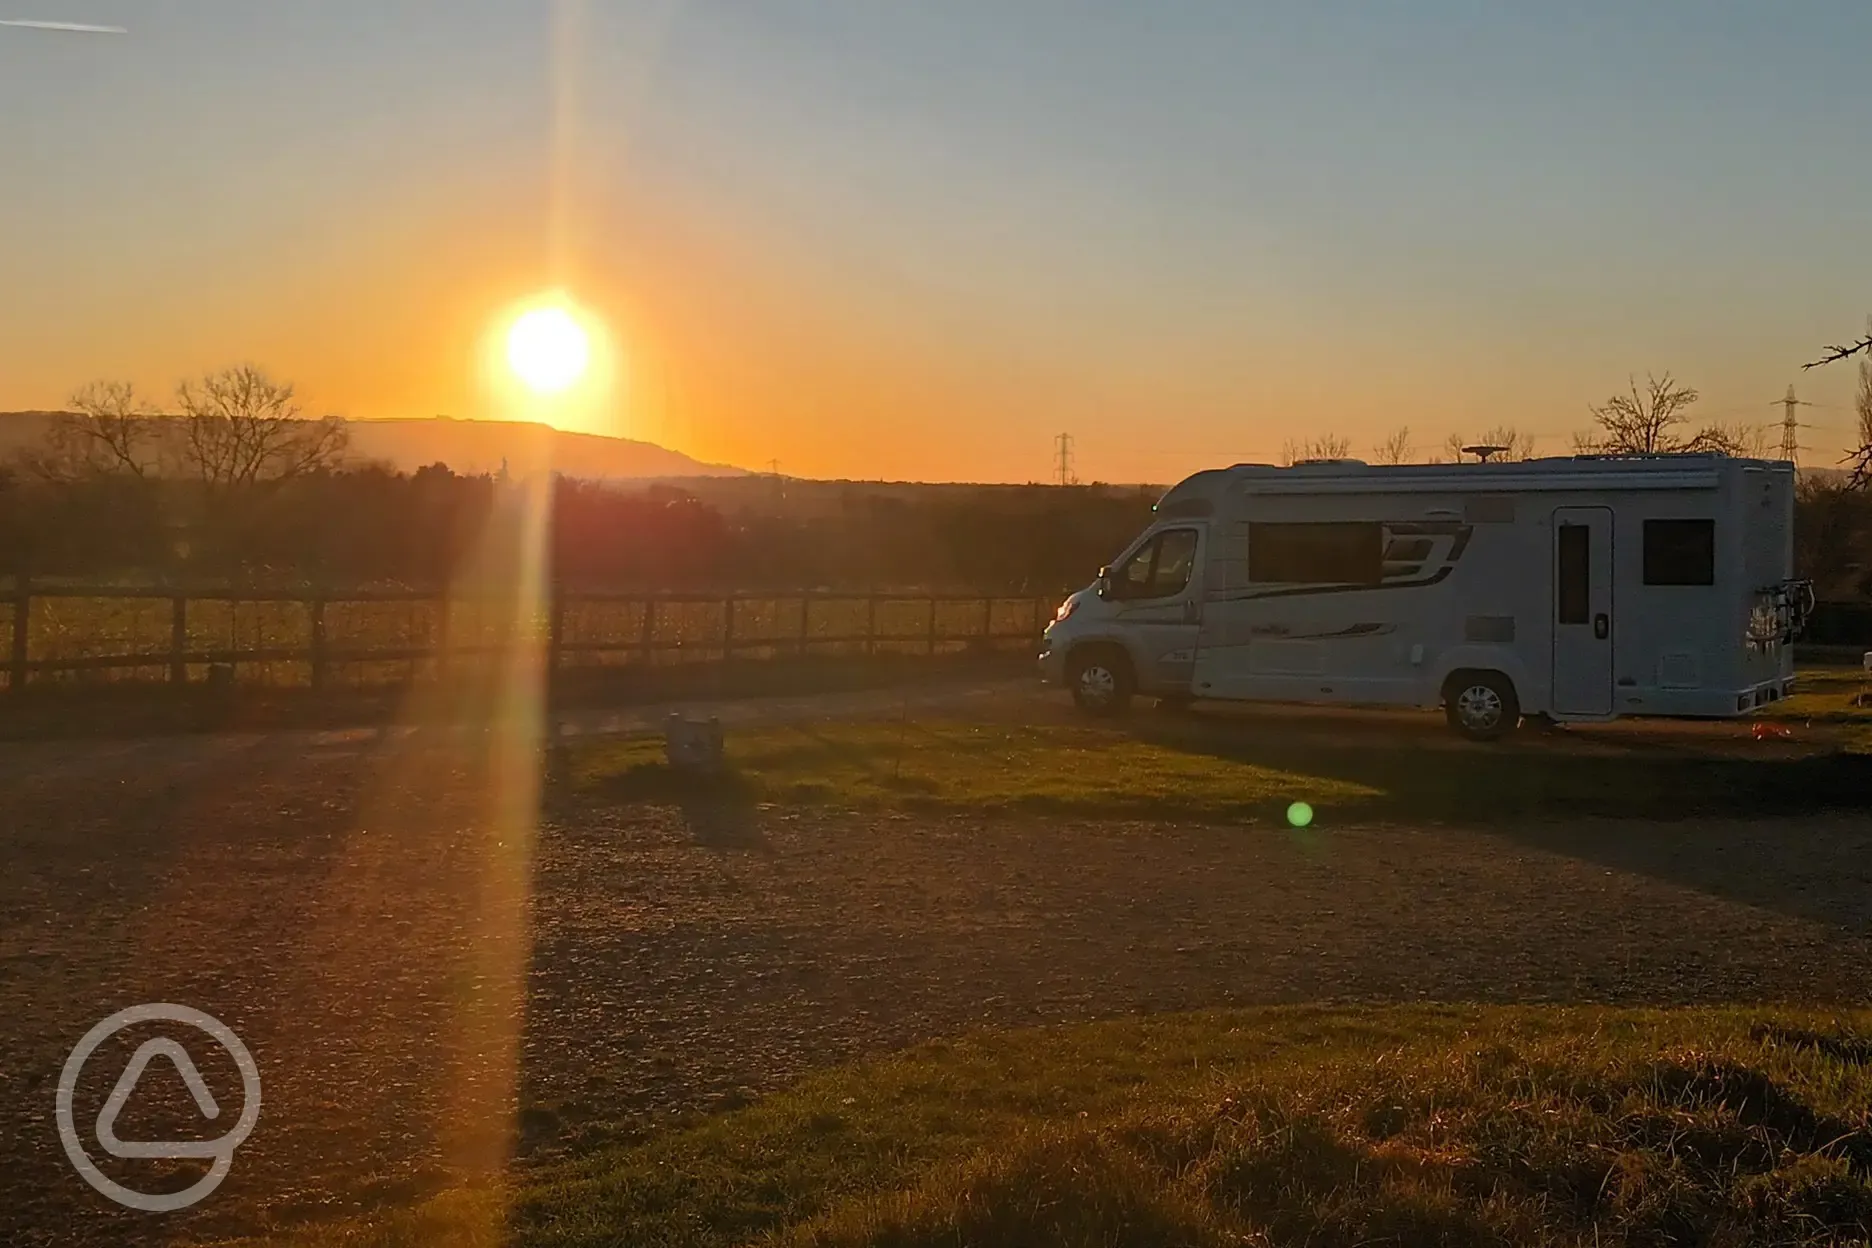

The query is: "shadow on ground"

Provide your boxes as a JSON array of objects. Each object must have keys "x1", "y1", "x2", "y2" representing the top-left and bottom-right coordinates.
[
  {"x1": 579, "y1": 696, "x2": 1872, "y2": 936},
  {"x1": 1122, "y1": 710, "x2": 1871, "y2": 824},
  {"x1": 1101, "y1": 708, "x2": 1872, "y2": 932},
  {"x1": 589, "y1": 762, "x2": 770, "y2": 852}
]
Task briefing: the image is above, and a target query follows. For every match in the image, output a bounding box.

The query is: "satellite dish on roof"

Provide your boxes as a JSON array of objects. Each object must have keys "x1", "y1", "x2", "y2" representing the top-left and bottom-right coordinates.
[{"x1": 1462, "y1": 444, "x2": 1511, "y2": 463}]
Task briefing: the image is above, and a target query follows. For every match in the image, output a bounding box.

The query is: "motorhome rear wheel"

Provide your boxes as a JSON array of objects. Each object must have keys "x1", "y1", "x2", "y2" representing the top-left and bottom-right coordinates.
[{"x1": 1445, "y1": 671, "x2": 1520, "y2": 741}]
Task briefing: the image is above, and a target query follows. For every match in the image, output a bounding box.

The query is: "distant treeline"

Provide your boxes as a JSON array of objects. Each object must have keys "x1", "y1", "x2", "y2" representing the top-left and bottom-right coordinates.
[
  {"x1": 5, "y1": 454, "x2": 1868, "y2": 598},
  {"x1": 0, "y1": 363, "x2": 1866, "y2": 597},
  {"x1": 0, "y1": 369, "x2": 1158, "y2": 592},
  {"x1": 0, "y1": 458, "x2": 1159, "y2": 593},
  {"x1": 1794, "y1": 481, "x2": 1872, "y2": 601}
]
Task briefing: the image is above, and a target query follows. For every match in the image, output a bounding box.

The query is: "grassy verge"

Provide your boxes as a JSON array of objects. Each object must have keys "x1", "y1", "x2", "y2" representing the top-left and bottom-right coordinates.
[
  {"x1": 1764, "y1": 664, "x2": 1872, "y2": 741},
  {"x1": 575, "y1": 719, "x2": 1380, "y2": 819},
  {"x1": 251, "y1": 1005, "x2": 1872, "y2": 1247},
  {"x1": 573, "y1": 691, "x2": 1872, "y2": 826}
]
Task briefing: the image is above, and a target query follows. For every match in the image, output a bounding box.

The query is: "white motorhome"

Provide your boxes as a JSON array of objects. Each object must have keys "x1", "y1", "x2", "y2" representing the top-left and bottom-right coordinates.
[{"x1": 1038, "y1": 454, "x2": 1812, "y2": 738}]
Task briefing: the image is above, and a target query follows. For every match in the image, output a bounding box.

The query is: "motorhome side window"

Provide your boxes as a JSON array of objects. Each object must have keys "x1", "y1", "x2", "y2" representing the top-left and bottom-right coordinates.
[
  {"x1": 1113, "y1": 528, "x2": 1198, "y2": 600},
  {"x1": 1248, "y1": 522, "x2": 1382, "y2": 585},
  {"x1": 1642, "y1": 519, "x2": 1715, "y2": 586}
]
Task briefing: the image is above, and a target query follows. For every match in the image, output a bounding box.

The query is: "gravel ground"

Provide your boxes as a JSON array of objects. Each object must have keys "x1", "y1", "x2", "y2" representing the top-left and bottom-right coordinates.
[{"x1": 3, "y1": 697, "x2": 1871, "y2": 1246}]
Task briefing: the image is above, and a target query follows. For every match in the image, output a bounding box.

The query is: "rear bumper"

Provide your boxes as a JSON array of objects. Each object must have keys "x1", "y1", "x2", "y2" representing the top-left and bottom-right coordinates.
[
  {"x1": 1611, "y1": 677, "x2": 1798, "y2": 718},
  {"x1": 1730, "y1": 676, "x2": 1797, "y2": 714}
]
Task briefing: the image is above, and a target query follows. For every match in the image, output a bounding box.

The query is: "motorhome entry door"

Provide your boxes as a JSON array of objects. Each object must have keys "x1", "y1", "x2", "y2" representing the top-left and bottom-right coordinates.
[{"x1": 1551, "y1": 506, "x2": 1613, "y2": 716}]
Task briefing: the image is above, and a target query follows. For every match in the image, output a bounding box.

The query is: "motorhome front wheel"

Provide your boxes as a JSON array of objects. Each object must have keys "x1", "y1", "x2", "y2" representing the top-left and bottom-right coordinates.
[{"x1": 1068, "y1": 649, "x2": 1133, "y2": 716}]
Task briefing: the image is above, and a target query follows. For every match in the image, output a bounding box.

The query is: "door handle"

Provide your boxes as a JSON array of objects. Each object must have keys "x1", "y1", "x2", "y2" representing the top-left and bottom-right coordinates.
[{"x1": 1593, "y1": 613, "x2": 1609, "y2": 640}]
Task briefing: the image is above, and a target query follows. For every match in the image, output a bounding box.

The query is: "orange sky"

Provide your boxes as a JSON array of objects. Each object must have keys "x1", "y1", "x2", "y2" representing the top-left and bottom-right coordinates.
[{"x1": 3, "y1": 2, "x2": 1869, "y2": 483}]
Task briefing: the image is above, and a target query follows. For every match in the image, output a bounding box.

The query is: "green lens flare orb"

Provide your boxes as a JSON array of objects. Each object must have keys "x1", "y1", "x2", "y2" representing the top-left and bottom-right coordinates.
[{"x1": 1286, "y1": 801, "x2": 1315, "y2": 829}]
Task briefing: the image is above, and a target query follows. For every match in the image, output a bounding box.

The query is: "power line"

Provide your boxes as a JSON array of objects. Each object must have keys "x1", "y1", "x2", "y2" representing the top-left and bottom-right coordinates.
[{"x1": 1053, "y1": 432, "x2": 1077, "y2": 487}]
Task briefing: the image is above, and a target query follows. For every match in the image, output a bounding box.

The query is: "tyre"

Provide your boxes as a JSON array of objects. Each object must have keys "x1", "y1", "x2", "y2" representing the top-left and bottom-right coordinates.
[
  {"x1": 1444, "y1": 671, "x2": 1519, "y2": 741},
  {"x1": 1068, "y1": 648, "x2": 1134, "y2": 716}
]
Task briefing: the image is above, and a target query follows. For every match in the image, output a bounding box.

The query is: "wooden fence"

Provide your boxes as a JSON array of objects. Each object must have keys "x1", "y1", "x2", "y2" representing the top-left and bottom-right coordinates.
[{"x1": 0, "y1": 582, "x2": 1055, "y2": 693}]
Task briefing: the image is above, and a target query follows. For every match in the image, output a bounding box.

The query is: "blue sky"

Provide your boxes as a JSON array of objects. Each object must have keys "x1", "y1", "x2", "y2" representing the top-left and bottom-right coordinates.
[{"x1": 2, "y1": 0, "x2": 1868, "y2": 480}]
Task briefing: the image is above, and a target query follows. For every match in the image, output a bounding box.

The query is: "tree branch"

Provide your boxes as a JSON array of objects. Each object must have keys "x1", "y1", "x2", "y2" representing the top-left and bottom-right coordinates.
[{"x1": 1803, "y1": 335, "x2": 1872, "y2": 370}]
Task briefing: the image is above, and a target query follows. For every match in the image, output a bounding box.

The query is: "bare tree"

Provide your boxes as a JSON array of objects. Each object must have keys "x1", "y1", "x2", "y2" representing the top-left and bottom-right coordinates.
[
  {"x1": 1444, "y1": 426, "x2": 1536, "y2": 462},
  {"x1": 1804, "y1": 317, "x2": 1872, "y2": 488},
  {"x1": 1281, "y1": 433, "x2": 1352, "y2": 466},
  {"x1": 1843, "y1": 326, "x2": 1872, "y2": 490},
  {"x1": 1804, "y1": 330, "x2": 1872, "y2": 371},
  {"x1": 173, "y1": 366, "x2": 348, "y2": 493},
  {"x1": 1858, "y1": 348, "x2": 1872, "y2": 450},
  {"x1": 1687, "y1": 421, "x2": 1772, "y2": 459},
  {"x1": 1574, "y1": 373, "x2": 1708, "y2": 454},
  {"x1": 1371, "y1": 426, "x2": 1414, "y2": 466},
  {"x1": 1574, "y1": 372, "x2": 1756, "y2": 457},
  {"x1": 22, "y1": 380, "x2": 163, "y2": 482}
]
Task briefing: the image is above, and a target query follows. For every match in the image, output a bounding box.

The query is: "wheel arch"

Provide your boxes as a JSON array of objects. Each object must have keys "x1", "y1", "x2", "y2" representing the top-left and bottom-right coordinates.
[
  {"x1": 1064, "y1": 637, "x2": 1138, "y2": 683},
  {"x1": 1430, "y1": 648, "x2": 1535, "y2": 711}
]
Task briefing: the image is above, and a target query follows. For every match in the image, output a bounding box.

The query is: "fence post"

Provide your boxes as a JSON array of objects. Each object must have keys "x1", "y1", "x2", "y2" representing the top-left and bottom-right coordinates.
[
  {"x1": 639, "y1": 597, "x2": 656, "y2": 668},
  {"x1": 797, "y1": 594, "x2": 810, "y2": 658},
  {"x1": 9, "y1": 575, "x2": 29, "y2": 693},
  {"x1": 169, "y1": 593, "x2": 188, "y2": 686},
  {"x1": 722, "y1": 596, "x2": 736, "y2": 662},
  {"x1": 926, "y1": 597, "x2": 938, "y2": 656},
  {"x1": 866, "y1": 594, "x2": 878, "y2": 658},
  {"x1": 434, "y1": 591, "x2": 451, "y2": 682},
  {"x1": 548, "y1": 585, "x2": 566, "y2": 703},
  {"x1": 981, "y1": 596, "x2": 993, "y2": 645},
  {"x1": 1031, "y1": 597, "x2": 1043, "y2": 643},
  {"x1": 309, "y1": 595, "x2": 327, "y2": 692}
]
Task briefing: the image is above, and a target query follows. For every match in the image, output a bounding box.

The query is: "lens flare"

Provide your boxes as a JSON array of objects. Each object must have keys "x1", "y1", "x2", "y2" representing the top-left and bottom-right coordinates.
[{"x1": 1286, "y1": 801, "x2": 1315, "y2": 829}]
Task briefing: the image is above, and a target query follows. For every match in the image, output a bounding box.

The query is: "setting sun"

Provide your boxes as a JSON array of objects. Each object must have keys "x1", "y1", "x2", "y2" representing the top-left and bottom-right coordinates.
[{"x1": 505, "y1": 305, "x2": 590, "y2": 396}]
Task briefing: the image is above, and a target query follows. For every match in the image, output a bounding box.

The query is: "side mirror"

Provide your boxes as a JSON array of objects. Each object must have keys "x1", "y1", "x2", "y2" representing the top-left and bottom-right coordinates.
[{"x1": 1096, "y1": 567, "x2": 1112, "y2": 599}]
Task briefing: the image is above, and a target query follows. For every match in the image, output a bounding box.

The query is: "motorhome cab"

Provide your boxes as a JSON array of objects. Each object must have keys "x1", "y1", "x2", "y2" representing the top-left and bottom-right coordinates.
[{"x1": 1038, "y1": 455, "x2": 1812, "y2": 739}]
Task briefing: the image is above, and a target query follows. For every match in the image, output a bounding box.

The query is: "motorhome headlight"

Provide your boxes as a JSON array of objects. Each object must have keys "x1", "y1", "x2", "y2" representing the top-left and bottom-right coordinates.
[{"x1": 1055, "y1": 596, "x2": 1080, "y2": 623}]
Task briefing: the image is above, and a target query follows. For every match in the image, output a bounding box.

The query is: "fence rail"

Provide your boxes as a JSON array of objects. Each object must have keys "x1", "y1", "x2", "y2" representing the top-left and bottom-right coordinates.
[
  {"x1": 5, "y1": 582, "x2": 1865, "y2": 696},
  {"x1": 0, "y1": 582, "x2": 1055, "y2": 693}
]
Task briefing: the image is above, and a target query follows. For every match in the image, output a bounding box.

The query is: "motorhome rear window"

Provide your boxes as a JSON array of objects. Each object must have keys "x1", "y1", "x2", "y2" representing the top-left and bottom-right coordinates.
[
  {"x1": 1643, "y1": 519, "x2": 1715, "y2": 586},
  {"x1": 1248, "y1": 522, "x2": 1382, "y2": 585}
]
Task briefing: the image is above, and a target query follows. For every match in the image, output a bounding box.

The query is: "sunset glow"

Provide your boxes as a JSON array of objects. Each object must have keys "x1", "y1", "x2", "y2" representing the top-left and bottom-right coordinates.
[{"x1": 2, "y1": 3, "x2": 1869, "y2": 479}]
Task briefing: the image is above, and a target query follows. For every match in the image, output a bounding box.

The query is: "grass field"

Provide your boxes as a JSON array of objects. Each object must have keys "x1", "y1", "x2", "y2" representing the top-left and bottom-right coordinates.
[
  {"x1": 248, "y1": 1005, "x2": 1872, "y2": 1247},
  {"x1": 573, "y1": 664, "x2": 1872, "y2": 826}
]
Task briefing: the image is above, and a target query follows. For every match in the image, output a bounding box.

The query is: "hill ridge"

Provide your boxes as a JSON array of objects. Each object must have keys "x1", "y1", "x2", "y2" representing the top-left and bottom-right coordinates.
[{"x1": 0, "y1": 410, "x2": 747, "y2": 481}]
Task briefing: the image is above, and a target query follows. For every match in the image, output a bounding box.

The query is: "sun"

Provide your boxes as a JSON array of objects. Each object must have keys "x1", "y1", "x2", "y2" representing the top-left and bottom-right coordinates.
[
  {"x1": 505, "y1": 305, "x2": 591, "y2": 395},
  {"x1": 483, "y1": 293, "x2": 620, "y2": 433}
]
